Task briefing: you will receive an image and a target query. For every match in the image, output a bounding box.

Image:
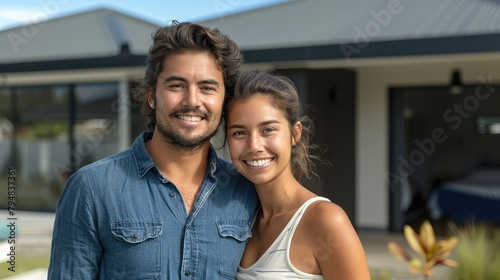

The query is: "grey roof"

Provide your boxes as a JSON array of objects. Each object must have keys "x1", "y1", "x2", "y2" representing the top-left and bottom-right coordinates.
[
  {"x1": 0, "y1": 8, "x2": 158, "y2": 64},
  {"x1": 2, "y1": 1, "x2": 500, "y2": 69},
  {"x1": 199, "y1": 0, "x2": 500, "y2": 50}
]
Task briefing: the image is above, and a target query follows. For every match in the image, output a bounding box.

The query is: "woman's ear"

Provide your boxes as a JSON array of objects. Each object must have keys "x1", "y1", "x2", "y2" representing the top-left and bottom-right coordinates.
[{"x1": 292, "y1": 121, "x2": 303, "y2": 146}]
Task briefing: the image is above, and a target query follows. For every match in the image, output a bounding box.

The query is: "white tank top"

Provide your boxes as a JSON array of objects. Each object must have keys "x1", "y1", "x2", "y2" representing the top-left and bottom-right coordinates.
[{"x1": 235, "y1": 196, "x2": 329, "y2": 280}]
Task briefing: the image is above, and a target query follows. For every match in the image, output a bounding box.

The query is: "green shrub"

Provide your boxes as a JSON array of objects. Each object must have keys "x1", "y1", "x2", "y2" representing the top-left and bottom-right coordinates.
[{"x1": 450, "y1": 223, "x2": 500, "y2": 280}]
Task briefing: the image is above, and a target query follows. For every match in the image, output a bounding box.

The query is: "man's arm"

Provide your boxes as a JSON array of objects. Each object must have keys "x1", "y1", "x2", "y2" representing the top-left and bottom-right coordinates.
[{"x1": 48, "y1": 171, "x2": 102, "y2": 279}]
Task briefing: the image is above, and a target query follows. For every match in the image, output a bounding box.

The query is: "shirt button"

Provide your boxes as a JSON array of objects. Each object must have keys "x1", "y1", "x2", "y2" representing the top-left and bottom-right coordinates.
[
  {"x1": 185, "y1": 270, "x2": 191, "y2": 276},
  {"x1": 169, "y1": 192, "x2": 176, "y2": 197},
  {"x1": 133, "y1": 233, "x2": 138, "y2": 240}
]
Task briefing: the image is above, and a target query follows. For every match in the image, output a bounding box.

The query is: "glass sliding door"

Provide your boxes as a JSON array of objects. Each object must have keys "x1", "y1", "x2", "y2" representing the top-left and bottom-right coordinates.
[
  {"x1": 14, "y1": 85, "x2": 70, "y2": 211},
  {"x1": 72, "y1": 82, "x2": 119, "y2": 170}
]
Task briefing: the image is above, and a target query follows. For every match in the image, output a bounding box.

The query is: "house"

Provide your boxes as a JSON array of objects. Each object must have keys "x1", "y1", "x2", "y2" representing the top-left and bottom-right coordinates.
[
  {"x1": 199, "y1": 0, "x2": 500, "y2": 231},
  {"x1": 1, "y1": 1, "x2": 499, "y2": 230}
]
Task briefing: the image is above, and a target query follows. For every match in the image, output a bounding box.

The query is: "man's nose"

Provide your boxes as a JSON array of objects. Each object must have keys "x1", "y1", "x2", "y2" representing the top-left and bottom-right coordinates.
[{"x1": 182, "y1": 87, "x2": 201, "y2": 107}]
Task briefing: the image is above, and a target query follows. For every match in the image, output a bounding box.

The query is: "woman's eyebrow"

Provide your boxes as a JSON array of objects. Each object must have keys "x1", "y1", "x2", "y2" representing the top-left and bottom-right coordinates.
[{"x1": 228, "y1": 120, "x2": 281, "y2": 130}]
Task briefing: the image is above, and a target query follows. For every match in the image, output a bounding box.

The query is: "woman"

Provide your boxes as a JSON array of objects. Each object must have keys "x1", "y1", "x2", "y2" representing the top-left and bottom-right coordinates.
[{"x1": 225, "y1": 71, "x2": 371, "y2": 279}]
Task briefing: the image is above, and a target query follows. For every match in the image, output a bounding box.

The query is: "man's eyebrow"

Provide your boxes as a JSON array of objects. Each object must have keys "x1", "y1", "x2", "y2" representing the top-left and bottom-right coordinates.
[
  {"x1": 199, "y1": 79, "x2": 220, "y2": 87},
  {"x1": 160, "y1": 76, "x2": 220, "y2": 87},
  {"x1": 161, "y1": 75, "x2": 187, "y2": 84}
]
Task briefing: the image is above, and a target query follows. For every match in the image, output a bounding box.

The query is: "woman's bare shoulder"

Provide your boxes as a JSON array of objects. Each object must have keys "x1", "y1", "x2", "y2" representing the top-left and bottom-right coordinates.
[{"x1": 302, "y1": 199, "x2": 354, "y2": 235}]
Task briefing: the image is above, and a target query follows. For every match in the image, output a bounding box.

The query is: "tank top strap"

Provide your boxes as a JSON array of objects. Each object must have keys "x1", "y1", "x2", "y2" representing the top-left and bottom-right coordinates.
[
  {"x1": 298, "y1": 196, "x2": 330, "y2": 212},
  {"x1": 295, "y1": 196, "x2": 331, "y2": 220},
  {"x1": 287, "y1": 196, "x2": 331, "y2": 238}
]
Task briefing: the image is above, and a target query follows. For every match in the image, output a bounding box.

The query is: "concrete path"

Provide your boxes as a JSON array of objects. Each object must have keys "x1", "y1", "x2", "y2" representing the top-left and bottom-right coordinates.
[
  {"x1": 2, "y1": 268, "x2": 47, "y2": 280},
  {"x1": 0, "y1": 211, "x2": 454, "y2": 279}
]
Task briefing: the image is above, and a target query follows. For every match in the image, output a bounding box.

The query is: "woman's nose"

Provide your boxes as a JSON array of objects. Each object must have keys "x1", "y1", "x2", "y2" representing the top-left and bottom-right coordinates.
[{"x1": 247, "y1": 133, "x2": 264, "y2": 153}]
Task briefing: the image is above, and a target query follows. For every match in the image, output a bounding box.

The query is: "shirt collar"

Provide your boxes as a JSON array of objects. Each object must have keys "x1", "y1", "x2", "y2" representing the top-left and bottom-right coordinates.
[
  {"x1": 133, "y1": 132, "x2": 156, "y2": 178},
  {"x1": 133, "y1": 131, "x2": 219, "y2": 178}
]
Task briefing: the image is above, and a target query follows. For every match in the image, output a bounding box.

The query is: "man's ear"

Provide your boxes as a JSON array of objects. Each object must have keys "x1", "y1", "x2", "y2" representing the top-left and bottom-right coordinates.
[
  {"x1": 147, "y1": 89, "x2": 154, "y2": 109},
  {"x1": 292, "y1": 121, "x2": 303, "y2": 146}
]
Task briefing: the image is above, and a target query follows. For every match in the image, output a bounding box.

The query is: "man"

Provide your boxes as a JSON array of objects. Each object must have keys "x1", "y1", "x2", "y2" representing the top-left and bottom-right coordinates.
[{"x1": 48, "y1": 22, "x2": 259, "y2": 279}]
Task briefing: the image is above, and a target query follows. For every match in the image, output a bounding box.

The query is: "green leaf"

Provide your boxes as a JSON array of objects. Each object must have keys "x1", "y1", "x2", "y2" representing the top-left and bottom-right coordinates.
[
  {"x1": 433, "y1": 237, "x2": 458, "y2": 260},
  {"x1": 420, "y1": 220, "x2": 436, "y2": 250},
  {"x1": 408, "y1": 258, "x2": 422, "y2": 274},
  {"x1": 440, "y1": 258, "x2": 460, "y2": 268},
  {"x1": 404, "y1": 225, "x2": 427, "y2": 259}
]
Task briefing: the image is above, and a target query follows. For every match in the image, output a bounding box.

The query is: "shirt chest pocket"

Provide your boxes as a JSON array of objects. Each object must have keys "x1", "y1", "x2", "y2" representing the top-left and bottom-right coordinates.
[
  {"x1": 216, "y1": 219, "x2": 252, "y2": 279},
  {"x1": 111, "y1": 221, "x2": 163, "y2": 279}
]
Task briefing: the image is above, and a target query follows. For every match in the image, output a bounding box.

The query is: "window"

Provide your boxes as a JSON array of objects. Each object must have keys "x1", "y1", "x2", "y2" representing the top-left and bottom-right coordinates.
[
  {"x1": 476, "y1": 116, "x2": 500, "y2": 135},
  {"x1": 0, "y1": 82, "x2": 124, "y2": 211},
  {"x1": 0, "y1": 88, "x2": 14, "y2": 209}
]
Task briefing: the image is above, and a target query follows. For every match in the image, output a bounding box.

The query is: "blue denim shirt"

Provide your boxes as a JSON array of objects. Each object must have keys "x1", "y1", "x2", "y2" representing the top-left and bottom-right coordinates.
[{"x1": 48, "y1": 132, "x2": 259, "y2": 279}]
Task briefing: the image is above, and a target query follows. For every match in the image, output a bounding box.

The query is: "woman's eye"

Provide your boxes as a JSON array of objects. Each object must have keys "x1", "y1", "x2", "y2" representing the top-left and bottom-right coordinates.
[
  {"x1": 232, "y1": 131, "x2": 245, "y2": 136},
  {"x1": 263, "y1": 127, "x2": 276, "y2": 133}
]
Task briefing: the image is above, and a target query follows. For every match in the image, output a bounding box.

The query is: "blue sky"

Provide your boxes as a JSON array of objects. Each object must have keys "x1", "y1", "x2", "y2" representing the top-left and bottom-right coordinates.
[{"x1": 0, "y1": 0, "x2": 289, "y2": 31}]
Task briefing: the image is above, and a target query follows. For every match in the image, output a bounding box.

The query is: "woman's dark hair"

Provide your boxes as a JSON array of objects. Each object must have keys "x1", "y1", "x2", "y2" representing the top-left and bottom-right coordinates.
[{"x1": 133, "y1": 21, "x2": 242, "y2": 131}]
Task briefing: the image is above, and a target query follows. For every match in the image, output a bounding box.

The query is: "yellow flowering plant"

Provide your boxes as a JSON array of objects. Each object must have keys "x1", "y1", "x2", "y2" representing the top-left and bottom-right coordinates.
[{"x1": 387, "y1": 220, "x2": 459, "y2": 278}]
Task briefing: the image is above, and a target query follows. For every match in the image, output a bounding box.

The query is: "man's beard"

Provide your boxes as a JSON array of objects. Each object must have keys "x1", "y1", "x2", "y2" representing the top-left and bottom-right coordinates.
[
  {"x1": 157, "y1": 123, "x2": 219, "y2": 149},
  {"x1": 156, "y1": 108, "x2": 221, "y2": 149}
]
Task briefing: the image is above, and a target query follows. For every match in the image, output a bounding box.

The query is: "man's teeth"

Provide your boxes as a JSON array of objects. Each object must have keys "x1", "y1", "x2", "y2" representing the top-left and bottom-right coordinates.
[
  {"x1": 178, "y1": 115, "x2": 202, "y2": 122},
  {"x1": 246, "y1": 158, "x2": 272, "y2": 167}
]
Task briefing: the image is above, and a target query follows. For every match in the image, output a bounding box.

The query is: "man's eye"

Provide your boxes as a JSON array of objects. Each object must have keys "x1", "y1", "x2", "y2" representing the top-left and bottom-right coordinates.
[{"x1": 201, "y1": 86, "x2": 216, "y2": 92}]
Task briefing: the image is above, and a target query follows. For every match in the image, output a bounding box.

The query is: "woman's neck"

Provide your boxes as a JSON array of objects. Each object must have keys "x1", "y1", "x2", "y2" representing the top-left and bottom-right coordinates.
[{"x1": 255, "y1": 178, "x2": 305, "y2": 220}]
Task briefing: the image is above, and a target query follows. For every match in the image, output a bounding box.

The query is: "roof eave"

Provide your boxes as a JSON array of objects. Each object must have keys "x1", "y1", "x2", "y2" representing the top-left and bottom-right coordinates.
[
  {"x1": 0, "y1": 52, "x2": 146, "y2": 74},
  {"x1": 242, "y1": 33, "x2": 500, "y2": 63}
]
